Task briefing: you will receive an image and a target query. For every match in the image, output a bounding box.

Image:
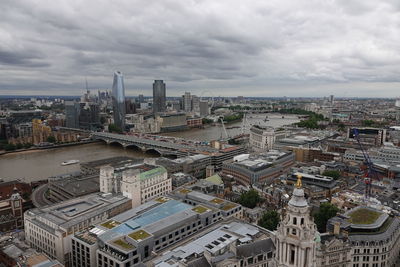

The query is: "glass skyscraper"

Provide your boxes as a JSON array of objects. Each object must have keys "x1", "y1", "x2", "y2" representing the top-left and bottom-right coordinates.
[
  {"x1": 112, "y1": 71, "x2": 126, "y2": 131},
  {"x1": 153, "y1": 80, "x2": 166, "y2": 113}
]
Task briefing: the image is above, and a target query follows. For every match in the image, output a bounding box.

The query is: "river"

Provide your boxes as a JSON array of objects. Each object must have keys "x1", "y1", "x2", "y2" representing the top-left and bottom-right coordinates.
[
  {"x1": 0, "y1": 114, "x2": 299, "y2": 183},
  {"x1": 0, "y1": 143, "x2": 152, "y2": 183},
  {"x1": 162, "y1": 113, "x2": 299, "y2": 141}
]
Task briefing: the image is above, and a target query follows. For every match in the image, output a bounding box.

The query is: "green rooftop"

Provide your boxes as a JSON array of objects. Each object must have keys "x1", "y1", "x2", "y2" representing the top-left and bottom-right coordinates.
[
  {"x1": 128, "y1": 229, "x2": 151, "y2": 241},
  {"x1": 205, "y1": 174, "x2": 223, "y2": 185},
  {"x1": 348, "y1": 208, "x2": 381, "y2": 225},
  {"x1": 113, "y1": 239, "x2": 134, "y2": 250},
  {"x1": 155, "y1": 196, "x2": 170, "y2": 203},
  {"x1": 221, "y1": 203, "x2": 238, "y2": 211},
  {"x1": 101, "y1": 220, "x2": 121, "y2": 229},
  {"x1": 179, "y1": 188, "x2": 192, "y2": 194},
  {"x1": 192, "y1": 205, "x2": 209, "y2": 214},
  {"x1": 139, "y1": 166, "x2": 167, "y2": 181}
]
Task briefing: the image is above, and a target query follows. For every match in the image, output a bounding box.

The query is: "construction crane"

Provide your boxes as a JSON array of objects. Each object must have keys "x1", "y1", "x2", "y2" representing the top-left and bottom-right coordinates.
[{"x1": 353, "y1": 129, "x2": 379, "y2": 198}]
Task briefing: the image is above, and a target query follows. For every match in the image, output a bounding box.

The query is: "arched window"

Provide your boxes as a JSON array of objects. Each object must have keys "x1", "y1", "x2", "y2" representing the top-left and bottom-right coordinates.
[{"x1": 293, "y1": 217, "x2": 297, "y2": 225}]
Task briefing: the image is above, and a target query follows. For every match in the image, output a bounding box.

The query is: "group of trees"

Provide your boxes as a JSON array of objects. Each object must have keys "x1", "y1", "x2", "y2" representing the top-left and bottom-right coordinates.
[
  {"x1": 313, "y1": 202, "x2": 339, "y2": 232},
  {"x1": 224, "y1": 113, "x2": 244, "y2": 122},
  {"x1": 322, "y1": 170, "x2": 341, "y2": 180},
  {"x1": 238, "y1": 189, "x2": 339, "y2": 233},
  {"x1": 258, "y1": 210, "x2": 280, "y2": 231},
  {"x1": 0, "y1": 141, "x2": 33, "y2": 151},
  {"x1": 238, "y1": 189, "x2": 260, "y2": 209},
  {"x1": 296, "y1": 112, "x2": 326, "y2": 129},
  {"x1": 108, "y1": 123, "x2": 123, "y2": 134}
]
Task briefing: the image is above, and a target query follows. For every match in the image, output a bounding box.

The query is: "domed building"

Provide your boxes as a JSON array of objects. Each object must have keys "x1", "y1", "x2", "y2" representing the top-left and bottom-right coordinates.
[{"x1": 275, "y1": 175, "x2": 318, "y2": 267}]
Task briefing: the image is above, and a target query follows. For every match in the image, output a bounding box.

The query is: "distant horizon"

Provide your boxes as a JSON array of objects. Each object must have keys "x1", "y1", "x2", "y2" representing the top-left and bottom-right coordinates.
[{"x1": 0, "y1": 94, "x2": 397, "y2": 100}]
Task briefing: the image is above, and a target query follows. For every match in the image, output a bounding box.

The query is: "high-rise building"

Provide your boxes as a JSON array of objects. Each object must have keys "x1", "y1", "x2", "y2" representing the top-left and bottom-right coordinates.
[
  {"x1": 153, "y1": 80, "x2": 166, "y2": 113},
  {"x1": 112, "y1": 71, "x2": 126, "y2": 130},
  {"x1": 65, "y1": 101, "x2": 80, "y2": 129},
  {"x1": 191, "y1": 95, "x2": 200, "y2": 114},
  {"x1": 183, "y1": 92, "x2": 191, "y2": 112},
  {"x1": 138, "y1": 94, "x2": 145, "y2": 103},
  {"x1": 199, "y1": 101, "x2": 209, "y2": 116}
]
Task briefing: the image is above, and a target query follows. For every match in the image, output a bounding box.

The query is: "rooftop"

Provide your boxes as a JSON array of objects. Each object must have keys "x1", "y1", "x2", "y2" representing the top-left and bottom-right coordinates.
[{"x1": 25, "y1": 193, "x2": 129, "y2": 230}]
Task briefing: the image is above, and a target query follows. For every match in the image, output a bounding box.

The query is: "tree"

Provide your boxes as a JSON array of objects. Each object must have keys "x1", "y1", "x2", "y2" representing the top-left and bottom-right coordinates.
[
  {"x1": 108, "y1": 123, "x2": 122, "y2": 133},
  {"x1": 4, "y1": 143, "x2": 16, "y2": 151},
  {"x1": 238, "y1": 189, "x2": 261, "y2": 209},
  {"x1": 47, "y1": 136, "x2": 56, "y2": 143},
  {"x1": 313, "y1": 202, "x2": 339, "y2": 232},
  {"x1": 16, "y1": 143, "x2": 23, "y2": 149},
  {"x1": 258, "y1": 210, "x2": 280, "y2": 231},
  {"x1": 323, "y1": 170, "x2": 341, "y2": 180}
]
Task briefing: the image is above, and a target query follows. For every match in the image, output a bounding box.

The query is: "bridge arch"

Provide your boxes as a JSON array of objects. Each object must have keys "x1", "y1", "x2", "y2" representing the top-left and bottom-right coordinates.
[
  {"x1": 144, "y1": 148, "x2": 162, "y2": 156},
  {"x1": 125, "y1": 144, "x2": 142, "y2": 151},
  {"x1": 108, "y1": 141, "x2": 124, "y2": 147}
]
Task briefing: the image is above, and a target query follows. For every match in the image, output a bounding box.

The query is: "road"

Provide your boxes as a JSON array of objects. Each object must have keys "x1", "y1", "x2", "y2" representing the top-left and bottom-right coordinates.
[{"x1": 31, "y1": 184, "x2": 53, "y2": 207}]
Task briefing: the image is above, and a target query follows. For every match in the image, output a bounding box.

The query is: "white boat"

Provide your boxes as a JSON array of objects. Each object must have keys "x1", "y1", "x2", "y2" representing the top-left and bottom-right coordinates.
[{"x1": 61, "y1": 159, "x2": 80, "y2": 166}]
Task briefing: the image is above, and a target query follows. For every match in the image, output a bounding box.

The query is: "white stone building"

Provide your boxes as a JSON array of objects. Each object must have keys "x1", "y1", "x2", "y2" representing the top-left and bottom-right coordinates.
[
  {"x1": 24, "y1": 193, "x2": 131, "y2": 266},
  {"x1": 100, "y1": 163, "x2": 172, "y2": 208},
  {"x1": 249, "y1": 125, "x2": 275, "y2": 151}
]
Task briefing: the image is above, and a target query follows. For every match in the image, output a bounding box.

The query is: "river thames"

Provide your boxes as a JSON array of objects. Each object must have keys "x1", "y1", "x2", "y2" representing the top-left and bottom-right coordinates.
[{"x1": 0, "y1": 114, "x2": 299, "y2": 182}]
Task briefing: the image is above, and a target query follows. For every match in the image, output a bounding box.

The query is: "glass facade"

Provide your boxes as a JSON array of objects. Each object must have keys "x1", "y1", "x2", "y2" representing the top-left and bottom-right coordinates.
[
  {"x1": 153, "y1": 80, "x2": 166, "y2": 113},
  {"x1": 112, "y1": 71, "x2": 126, "y2": 130}
]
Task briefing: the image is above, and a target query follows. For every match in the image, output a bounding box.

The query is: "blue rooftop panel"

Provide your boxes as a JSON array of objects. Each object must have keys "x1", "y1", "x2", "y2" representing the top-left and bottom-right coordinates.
[
  {"x1": 99, "y1": 200, "x2": 192, "y2": 242},
  {"x1": 132, "y1": 200, "x2": 191, "y2": 227}
]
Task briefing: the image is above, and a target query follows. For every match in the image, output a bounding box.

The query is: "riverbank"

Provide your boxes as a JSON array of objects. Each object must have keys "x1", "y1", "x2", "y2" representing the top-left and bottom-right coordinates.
[
  {"x1": 0, "y1": 140, "x2": 99, "y2": 156},
  {"x1": 0, "y1": 142, "x2": 152, "y2": 182}
]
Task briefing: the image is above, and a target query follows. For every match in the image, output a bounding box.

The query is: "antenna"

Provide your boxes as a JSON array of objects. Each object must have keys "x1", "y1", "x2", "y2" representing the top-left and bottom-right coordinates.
[{"x1": 85, "y1": 77, "x2": 89, "y2": 94}]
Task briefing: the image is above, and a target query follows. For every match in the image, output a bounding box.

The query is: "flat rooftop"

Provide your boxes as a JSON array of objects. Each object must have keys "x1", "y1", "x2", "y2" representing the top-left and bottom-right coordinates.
[
  {"x1": 49, "y1": 174, "x2": 99, "y2": 196},
  {"x1": 97, "y1": 198, "x2": 193, "y2": 243},
  {"x1": 344, "y1": 206, "x2": 388, "y2": 230},
  {"x1": 152, "y1": 221, "x2": 271, "y2": 266},
  {"x1": 26, "y1": 193, "x2": 129, "y2": 230}
]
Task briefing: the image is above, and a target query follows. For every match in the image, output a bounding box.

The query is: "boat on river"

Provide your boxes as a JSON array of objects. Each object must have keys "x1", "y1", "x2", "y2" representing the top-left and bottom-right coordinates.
[{"x1": 61, "y1": 159, "x2": 80, "y2": 166}]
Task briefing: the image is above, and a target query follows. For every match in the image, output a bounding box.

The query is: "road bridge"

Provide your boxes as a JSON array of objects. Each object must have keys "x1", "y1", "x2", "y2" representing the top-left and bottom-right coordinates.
[{"x1": 92, "y1": 132, "x2": 217, "y2": 156}]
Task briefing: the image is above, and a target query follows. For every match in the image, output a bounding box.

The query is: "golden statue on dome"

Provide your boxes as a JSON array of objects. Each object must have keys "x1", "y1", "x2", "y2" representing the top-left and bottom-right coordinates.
[{"x1": 296, "y1": 174, "x2": 302, "y2": 188}]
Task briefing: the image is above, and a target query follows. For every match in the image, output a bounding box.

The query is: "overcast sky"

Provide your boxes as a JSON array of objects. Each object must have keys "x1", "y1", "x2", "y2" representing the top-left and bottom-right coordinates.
[{"x1": 1, "y1": 0, "x2": 400, "y2": 97}]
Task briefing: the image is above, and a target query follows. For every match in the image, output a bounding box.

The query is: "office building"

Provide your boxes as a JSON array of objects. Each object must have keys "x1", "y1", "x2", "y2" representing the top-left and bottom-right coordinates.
[
  {"x1": 199, "y1": 100, "x2": 209, "y2": 116},
  {"x1": 71, "y1": 191, "x2": 243, "y2": 267},
  {"x1": 24, "y1": 193, "x2": 131, "y2": 266},
  {"x1": 183, "y1": 92, "x2": 191, "y2": 112},
  {"x1": 322, "y1": 206, "x2": 400, "y2": 267},
  {"x1": 151, "y1": 220, "x2": 275, "y2": 266},
  {"x1": 347, "y1": 127, "x2": 386, "y2": 146},
  {"x1": 153, "y1": 80, "x2": 166, "y2": 113},
  {"x1": 191, "y1": 94, "x2": 200, "y2": 114},
  {"x1": 249, "y1": 125, "x2": 275, "y2": 151},
  {"x1": 100, "y1": 163, "x2": 172, "y2": 207},
  {"x1": 112, "y1": 71, "x2": 126, "y2": 131},
  {"x1": 222, "y1": 151, "x2": 295, "y2": 186},
  {"x1": 65, "y1": 101, "x2": 80, "y2": 129}
]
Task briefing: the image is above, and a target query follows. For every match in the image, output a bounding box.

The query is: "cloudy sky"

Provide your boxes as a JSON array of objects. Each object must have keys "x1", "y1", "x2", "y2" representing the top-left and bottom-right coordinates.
[{"x1": 1, "y1": 0, "x2": 400, "y2": 97}]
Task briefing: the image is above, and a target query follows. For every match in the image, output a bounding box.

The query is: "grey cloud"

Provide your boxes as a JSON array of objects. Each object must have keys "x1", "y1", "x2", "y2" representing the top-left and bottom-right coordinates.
[{"x1": 0, "y1": 0, "x2": 399, "y2": 97}]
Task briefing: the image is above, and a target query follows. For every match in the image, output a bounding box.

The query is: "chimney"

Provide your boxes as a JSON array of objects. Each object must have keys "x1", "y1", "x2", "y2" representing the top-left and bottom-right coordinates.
[{"x1": 333, "y1": 221, "x2": 340, "y2": 235}]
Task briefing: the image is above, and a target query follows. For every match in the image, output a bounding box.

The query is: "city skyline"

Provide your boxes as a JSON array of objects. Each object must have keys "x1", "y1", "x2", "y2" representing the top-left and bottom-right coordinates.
[{"x1": 1, "y1": 0, "x2": 400, "y2": 97}]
